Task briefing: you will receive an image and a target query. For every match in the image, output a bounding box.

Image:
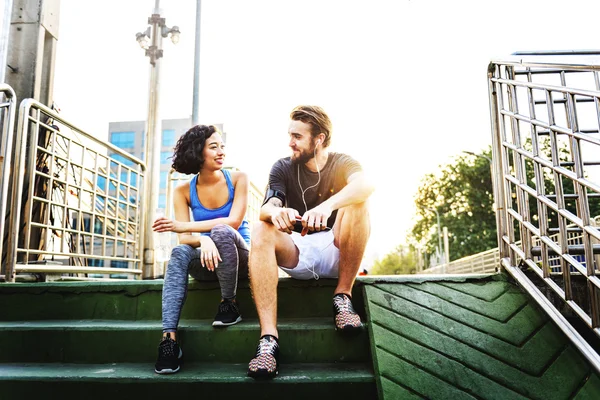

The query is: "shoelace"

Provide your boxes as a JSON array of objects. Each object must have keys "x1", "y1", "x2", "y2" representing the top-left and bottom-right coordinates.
[
  {"x1": 219, "y1": 300, "x2": 238, "y2": 314},
  {"x1": 334, "y1": 295, "x2": 352, "y2": 313},
  {"x1": 257, "y1": 337, "x2": 278, "y2": 356},
  {"x1": 159, "y1": 339, "x2": 176, "y2": 357}
]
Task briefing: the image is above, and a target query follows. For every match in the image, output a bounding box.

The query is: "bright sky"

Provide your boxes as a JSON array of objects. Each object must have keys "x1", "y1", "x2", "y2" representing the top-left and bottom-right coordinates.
[{"x1": 53, "y1": 0, "x2": 600, "y2": 263}]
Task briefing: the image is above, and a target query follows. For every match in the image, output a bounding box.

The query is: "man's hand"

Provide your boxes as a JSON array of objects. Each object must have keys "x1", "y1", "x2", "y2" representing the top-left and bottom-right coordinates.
[
  {"x1": 270, "y1": 207, "x2": 300, "y2": 234},
  {"x1": 199, "y1": 236, "x2": 221, "y2": 271},
  {"x1": 152, "y1": 217, "x2": 185, "y2": 233},
  {"x1": 301, "y1": 203, "x2": 333, "y2": 233}
]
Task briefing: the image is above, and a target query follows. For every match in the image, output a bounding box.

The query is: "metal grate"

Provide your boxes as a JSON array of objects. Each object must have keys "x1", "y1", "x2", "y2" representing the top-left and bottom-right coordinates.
[
  {"x1": 488, "y1": 51, "x2": 600, "y2": 372},
  {"x1": 3, "y1": 99, "x2": 146, "y2": 280}
]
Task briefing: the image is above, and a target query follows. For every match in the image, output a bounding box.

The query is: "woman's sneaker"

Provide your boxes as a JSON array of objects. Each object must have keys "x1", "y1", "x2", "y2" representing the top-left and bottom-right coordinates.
[
  {"x1": 333, "y1": 293, "x2": 363, "y2": 333},
  {"x1": 247, "y1": 334, "x2": 279, "y2": 379},
  {"x1": 154, "y1": 334, "x2": 183, "y2": 374},
  {"x1": 212, "y1": 299, "x2": 242, "y2": 327}
]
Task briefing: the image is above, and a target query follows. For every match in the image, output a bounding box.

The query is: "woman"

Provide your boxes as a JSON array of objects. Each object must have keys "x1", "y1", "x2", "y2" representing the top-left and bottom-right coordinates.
[{"x1": 152, "y1": 124, "x2": 251, "y2": 374}]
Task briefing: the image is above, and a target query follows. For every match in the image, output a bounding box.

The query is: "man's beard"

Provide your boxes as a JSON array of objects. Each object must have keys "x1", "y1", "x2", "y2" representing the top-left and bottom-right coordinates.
[{"x1": 291, "y1": 142, "x2": 317, "y2": 165}]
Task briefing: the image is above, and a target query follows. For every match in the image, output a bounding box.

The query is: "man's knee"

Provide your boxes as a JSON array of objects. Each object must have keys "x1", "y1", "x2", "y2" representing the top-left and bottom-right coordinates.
[
  {"x1": 250, "y1": 221, "x2": 278, "y2": 247},
  {"x1": 338, "y1": 201, "x2": 370, "y2": 223}
]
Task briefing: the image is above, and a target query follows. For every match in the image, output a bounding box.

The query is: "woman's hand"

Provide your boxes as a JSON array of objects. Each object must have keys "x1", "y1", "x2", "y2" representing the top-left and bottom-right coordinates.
[
  {"x1": 199, "y1": 236, "x2": 222, "y2": 271},
  {"x1": 152, "y1": 217, "x2": 184, "y2": 233}
]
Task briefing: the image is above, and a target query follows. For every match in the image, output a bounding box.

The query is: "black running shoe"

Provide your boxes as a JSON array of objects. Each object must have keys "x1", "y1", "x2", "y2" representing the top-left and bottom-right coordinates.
[
  {"x1": 154, "y1": 335, "x2": 183, "y2": 374},
  {"x1": 212, "y1": 299, "x2": 242, "y2": 327},
  {"x1": 333, "y1": 293, "x2": 363, "y2": 333},
  {"x1": 247, "y1": 335, "x2": 279, "y2": 379}
]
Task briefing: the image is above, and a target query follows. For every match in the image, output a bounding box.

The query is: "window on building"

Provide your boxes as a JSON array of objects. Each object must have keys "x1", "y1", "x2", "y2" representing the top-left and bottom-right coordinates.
[
  {"x1": 160, "y1": 171, "x2": 168, "y2": 188},
  {"x1": 160, "y1": 152, "x2": 171, "y2": 164},
  {"x1": 162, "y1": 129, "x2": 176, "y2": 147},
  {"x1": 110, "y1": 131, "x2": 135, "y2": 149},
  {"x1": 111, "y1": 153, "x2": 134, "y2": 166}
]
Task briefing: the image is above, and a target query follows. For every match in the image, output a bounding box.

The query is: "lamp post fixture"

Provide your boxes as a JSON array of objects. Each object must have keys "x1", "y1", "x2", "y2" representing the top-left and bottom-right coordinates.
[
  {"x1": 136, "y1": 0, "x2": 179, "y2": 278},
  {"x1": 463, "y1": 151, "x2": 492, "y2": 165}
]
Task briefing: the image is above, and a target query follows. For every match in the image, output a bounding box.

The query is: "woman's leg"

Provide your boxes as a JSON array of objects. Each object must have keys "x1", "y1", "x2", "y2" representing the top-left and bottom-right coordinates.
[
  {"x1": 161, "y1": 244, "x2": 200, "y2": 334},
  {"x1": 208, "y1": 224, "x2": 249, "y2": 300}
]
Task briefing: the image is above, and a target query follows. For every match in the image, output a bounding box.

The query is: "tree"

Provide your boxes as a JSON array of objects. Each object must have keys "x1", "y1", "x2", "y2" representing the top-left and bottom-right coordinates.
[
  {"x1": 409, "y1": 148, "x2": 496, "y2": 262},
  {"x1": 409, "y1": 140, "x2": 600, "y2": 265},
  {"x1": 370, "y1": 245, "x2": 418, "y2": 275}
]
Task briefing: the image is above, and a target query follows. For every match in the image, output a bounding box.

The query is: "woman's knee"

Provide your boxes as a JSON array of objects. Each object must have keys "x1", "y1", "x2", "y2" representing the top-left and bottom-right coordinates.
[
  {"x1": 210, "y1": 224, "x2": 235, "y2": 242},
  {"x1": 169, "y1": 244, "x2": 198, "y2": 264}
]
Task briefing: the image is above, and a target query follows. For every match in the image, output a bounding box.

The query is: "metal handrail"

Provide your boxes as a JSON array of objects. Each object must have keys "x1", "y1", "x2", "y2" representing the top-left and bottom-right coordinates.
[
  {"x1": 487, "y1": 51, "x2": 600, "y2": 373},
  {"x1": 0, "y1": 84, "x2": 17, "y2": 274},
  {"x1": 422, "y1": 216, "x2": 600, "y2": 275},
  {"x1": 3, "y1": 99, "x2": 146, "y2": 281}
]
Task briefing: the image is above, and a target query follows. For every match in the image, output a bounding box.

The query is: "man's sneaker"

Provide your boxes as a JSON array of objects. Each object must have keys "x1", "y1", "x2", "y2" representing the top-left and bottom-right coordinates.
[
  {"x1": 247, "y1": 335, "x2": 279, "y2": 379},
  {"x1": 333, "y1": 293, "x2": 363, "y2": 333},
  {"x1": 154, "y1": 334, "x2": 183, "y2": 374},
  {"x1": 212, "y1": 299, "x2": 242, "y2": 327}
]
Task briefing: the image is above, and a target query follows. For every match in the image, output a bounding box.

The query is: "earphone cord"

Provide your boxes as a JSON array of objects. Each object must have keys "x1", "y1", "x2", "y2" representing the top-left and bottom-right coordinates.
[
  {"x1": 297, "y1": 146, "x2": 321, "y2": 214},
  {"x1": 297, "y1": 146, "x2": 322, "y2": 280}
]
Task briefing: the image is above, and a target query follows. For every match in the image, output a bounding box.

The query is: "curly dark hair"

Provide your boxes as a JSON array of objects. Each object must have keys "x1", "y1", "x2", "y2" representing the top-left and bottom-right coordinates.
[{"x1": 171, "y1": 125, "x2": 218, "y2": 174}]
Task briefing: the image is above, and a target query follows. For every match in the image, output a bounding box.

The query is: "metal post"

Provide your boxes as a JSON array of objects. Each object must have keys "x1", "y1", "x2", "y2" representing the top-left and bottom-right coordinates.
[
  {"x1": 443, "y1": 226, "x2": 450, "y2": 273},
  {"x1": 137, "y1": 1, "x2": 179, "y2": 279},
  {"x1": 426, "y1": 207, "x2": 443, "y2": 267},
  {"x1": 192, "y1": 0, "x2": 201, "y2": 125},
  {"x1": 0, "y1": 0, "x2": 14, "y2": 84},
  {"x1": 142, "y1": 1, "x2": 164, "y2": 278}
]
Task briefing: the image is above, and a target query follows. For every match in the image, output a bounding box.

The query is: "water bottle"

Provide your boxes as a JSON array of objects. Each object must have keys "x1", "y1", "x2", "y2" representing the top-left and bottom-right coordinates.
[{"x1": 154, "y1": 208, "x2": 172, "y2": 263}]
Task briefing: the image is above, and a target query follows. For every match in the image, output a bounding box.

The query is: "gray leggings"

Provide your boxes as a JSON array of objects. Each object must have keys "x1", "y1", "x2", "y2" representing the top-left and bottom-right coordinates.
[{"x1": 162, "y1": 224, "x2": 249, "y2": 333}]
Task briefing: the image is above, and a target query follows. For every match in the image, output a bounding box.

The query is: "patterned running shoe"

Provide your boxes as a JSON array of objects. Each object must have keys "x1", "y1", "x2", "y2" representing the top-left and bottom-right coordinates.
[
  {"x1": 154, "y1": 334, "x2": 183, "y2": 374},
  {"x1": 333, "y1": 293, "x2": 363, "y2": 332},
  {"x1": 247, "y1": 334, "x2": 279, "y2": 379}
]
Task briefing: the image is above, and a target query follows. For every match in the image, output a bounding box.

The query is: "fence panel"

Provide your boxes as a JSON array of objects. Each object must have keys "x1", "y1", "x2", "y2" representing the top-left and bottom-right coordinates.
[
  {"x1": 4, "y1": 99, "x2": 146, "y2": 281},
  {"x1": 489, "y1": 51, "x2": 600, "y2": 372}
]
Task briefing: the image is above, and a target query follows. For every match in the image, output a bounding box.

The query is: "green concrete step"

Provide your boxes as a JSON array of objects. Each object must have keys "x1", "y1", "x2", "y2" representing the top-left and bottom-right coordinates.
[
  {"x1": 363, "y1": 274, "x2": 600, "y2": 400},
  {"x1": 0, "y1": 278, "x2": 365, "y2": 321},
  {"x1": 0, "y1": 318, "x2": 370, "y2": 363},
  {"x1": 0, "y1": 362, "x2": 377, "y2": 399}
]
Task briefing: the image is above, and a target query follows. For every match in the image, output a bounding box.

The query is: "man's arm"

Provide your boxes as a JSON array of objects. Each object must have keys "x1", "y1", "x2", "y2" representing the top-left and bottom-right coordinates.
[
  {"x1": 260, "y1": 197, "x2": 299, "y2": 234},
  {"x1": 320, "y1": 171, "x2": 374, "y2": 211},
  {"x1": 302, "y1": 171, "x2": 375, "y2": 232}
]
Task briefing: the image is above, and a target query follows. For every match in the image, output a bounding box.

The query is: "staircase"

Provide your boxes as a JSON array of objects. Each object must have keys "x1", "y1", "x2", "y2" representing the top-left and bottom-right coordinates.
[{"x1": 0, "y1": 278, "x2": 376, "y2": 399}]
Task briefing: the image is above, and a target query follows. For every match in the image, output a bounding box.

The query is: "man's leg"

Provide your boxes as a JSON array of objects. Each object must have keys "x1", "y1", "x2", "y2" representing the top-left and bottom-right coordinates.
[
  {"x1": 333, "y1": 201, "x2": 370, "y2": 296},
  {"x1": 247, "y1": 220, "x2": 298, "y2": 379},
  {"x1": 248, "y1": 220, "x2": 299, "y2": 338}
]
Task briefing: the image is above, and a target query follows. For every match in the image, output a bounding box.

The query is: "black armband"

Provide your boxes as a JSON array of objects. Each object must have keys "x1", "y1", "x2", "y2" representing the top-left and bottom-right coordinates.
[{"x1": 263, "y1": 189, "x2": 286, "y2": 206}]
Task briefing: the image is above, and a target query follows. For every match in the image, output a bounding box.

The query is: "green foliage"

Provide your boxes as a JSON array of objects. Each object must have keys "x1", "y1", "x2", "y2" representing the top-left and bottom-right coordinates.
[
  {"x1": 409, "y1": 148, "x2": 497, "y2": 262},
  {"x1": 370, "y1": 245, "x2": 418, "y2": 275},
  {"x1": 408, "y1": 139, "x2": 600, "y2": 265}
]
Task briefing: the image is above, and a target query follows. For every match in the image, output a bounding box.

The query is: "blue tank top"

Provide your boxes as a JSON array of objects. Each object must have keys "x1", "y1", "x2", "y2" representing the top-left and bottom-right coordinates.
[{"x1": 189, "y1": 169, "x2": 251, "y2": 245}]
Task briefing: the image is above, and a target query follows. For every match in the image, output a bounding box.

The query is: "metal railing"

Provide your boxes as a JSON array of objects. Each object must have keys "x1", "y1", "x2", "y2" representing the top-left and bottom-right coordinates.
[
  {"x1": 422, "y1": 215, "x2": 600, "y2": 275},
  {"x1": 0, "y1": 84, "x2": 17, "y2": 272},
  {"x1": 3, "y1": 99, "x2": 146, "y2": 281},
  {"x1": 488, "y1": 51, "x2": 600, "y2": 372}
]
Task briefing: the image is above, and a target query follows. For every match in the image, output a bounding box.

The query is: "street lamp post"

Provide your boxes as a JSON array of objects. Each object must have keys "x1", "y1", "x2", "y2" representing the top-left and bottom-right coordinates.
[
  {"x1": 136, "y1": 0, "x2": 179, "y2": 278},
  {"x1": 426, "y1": 207, "x2": 444, "y2": 267}
]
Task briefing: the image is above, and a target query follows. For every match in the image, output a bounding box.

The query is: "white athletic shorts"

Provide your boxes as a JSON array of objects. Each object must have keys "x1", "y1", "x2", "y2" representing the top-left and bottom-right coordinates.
[{"x1": 279, "y1": 229, "x2": 340, "y2": 280}]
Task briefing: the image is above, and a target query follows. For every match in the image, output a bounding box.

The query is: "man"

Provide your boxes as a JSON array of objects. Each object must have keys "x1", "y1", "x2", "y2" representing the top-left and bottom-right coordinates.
[{"x1": 247, "y1": 105, "x2": 374, "y2": 379}]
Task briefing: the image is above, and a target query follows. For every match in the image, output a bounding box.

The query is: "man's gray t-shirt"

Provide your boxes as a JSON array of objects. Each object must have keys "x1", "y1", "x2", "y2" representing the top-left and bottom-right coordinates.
[{"x1": 264, "y1": 152, "x2": 362, "y2": 233}]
